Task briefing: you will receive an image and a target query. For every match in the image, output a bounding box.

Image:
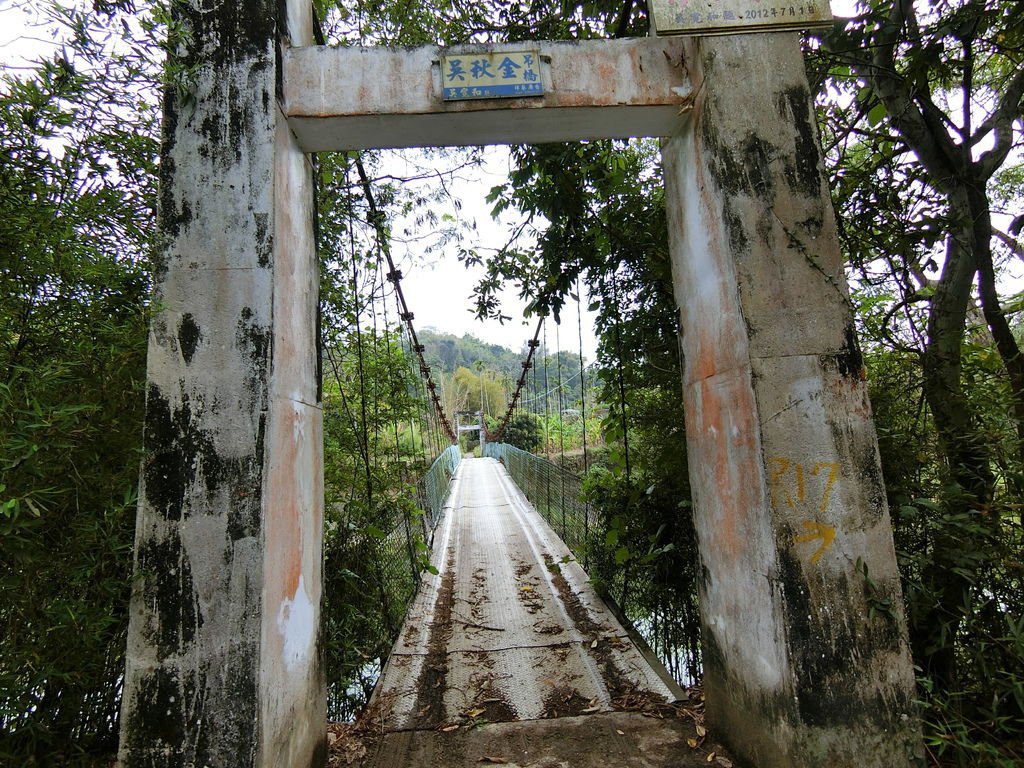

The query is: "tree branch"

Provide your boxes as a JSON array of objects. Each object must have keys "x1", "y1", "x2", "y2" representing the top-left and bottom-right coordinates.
[
  {"x1": 974, "y1": 67, "x2": 1024, "y2": 180},
  {"x1": 613, "y1": 0, "x2": 634, "y2": 37},
  {"x1": 857, "y1": 0, "x2": 964, "y2": 190},
  {"x1": 995, "y1": 228, "x2": 1024, "y2": 261}
]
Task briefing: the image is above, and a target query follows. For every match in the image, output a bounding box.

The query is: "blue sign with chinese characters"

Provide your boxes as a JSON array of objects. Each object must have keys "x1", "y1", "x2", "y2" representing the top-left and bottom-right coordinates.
[{"x1": 441, "y1": 50, "x2": 543, "y2": 101}]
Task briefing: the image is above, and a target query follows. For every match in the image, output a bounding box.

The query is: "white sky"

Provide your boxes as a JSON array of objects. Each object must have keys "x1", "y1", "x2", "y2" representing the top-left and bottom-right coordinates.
[
  {"x1": 382, "y1": 147, "x2": 600, "y2": 360},
  {"x1": 0, "y1": 5, "x2": 55, "y2": 67}
]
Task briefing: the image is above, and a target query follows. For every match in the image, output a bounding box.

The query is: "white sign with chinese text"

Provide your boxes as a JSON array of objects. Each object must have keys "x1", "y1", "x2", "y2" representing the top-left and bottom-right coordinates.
[
  {"x1": 651, "y1": 0, "x2": 832, "y2": 35},
  {"x1": 440, "y1": 50, "x2": 543, "y2": 101}
]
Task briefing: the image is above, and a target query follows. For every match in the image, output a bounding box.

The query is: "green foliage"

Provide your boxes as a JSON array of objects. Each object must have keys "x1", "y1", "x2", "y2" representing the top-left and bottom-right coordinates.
[
  {"x1": 418, "y1": 328, "x2": 525, "y2": 382},
  {"x1": 319, "y1": 314, "x2": 433, "y2": 711},
  {"x1": 579, "y1": 458, "x2": 700, "y2": 683},
  {"x1": 451, "y1": 364, "x2": 508, "y2": 419},
  {"x1": 0, "y1": 357, "x2": 145, "y2": 764},
  {"x1": 0, "y1": 0, "x2": 1019, "y2": 763},
  {"x1": 865, "y1": 338, "x2": 1024, "y2": 765},
  {"x1": 320, "y1": 331, "x2": 433, "y2": 717},
  {"x1": 812, "y1": 1, "x2": 1024, "y2": 760},
  {"x1": 317, "y1": 147, "x2": 449, "y2": 718},
  {"x1": 469, "y1": 140, "x2": 669, "y2": 330},
  {"x1": 498, "y1": 413, "x2": 542, "y2": 453},
  {"x1": 319, "y1": 0, "x2": 647, "y2": 48},
  {"x1": 531, "y1": 409, "x2": 601, "y2": 456},
  {"x1": 0, "y1": 3, "x2": 159, "y2": 761},
  {"x1": 322, "y1": 487, "x2": 425, "y2": 719}
]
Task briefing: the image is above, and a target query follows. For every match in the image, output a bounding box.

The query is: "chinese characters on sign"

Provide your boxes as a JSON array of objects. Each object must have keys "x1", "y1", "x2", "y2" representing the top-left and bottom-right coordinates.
[
  {"x1": 441, "y1": 50, "x2": 543, "y2": 101},
  {"x1": 650, "y1": 0, "x2": 832, "y2": 34}
]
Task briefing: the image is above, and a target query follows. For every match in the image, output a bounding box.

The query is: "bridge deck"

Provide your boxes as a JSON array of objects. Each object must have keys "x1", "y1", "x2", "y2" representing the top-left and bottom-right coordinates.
[{"x1": 346, "y1": 457, "x2": 731, "y2": 767}]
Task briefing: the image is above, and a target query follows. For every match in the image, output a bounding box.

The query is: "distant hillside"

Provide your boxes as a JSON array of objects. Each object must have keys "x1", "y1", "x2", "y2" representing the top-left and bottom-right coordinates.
[
  {"x1": 417, "y1": 328, "x2": 524, "y2": 379},
  {"x1": 416, "y1": 328, "x2": 585, "y2": 379},
  {"x1": 415, "y1": 327, "x2": 590, "y2": 419}
]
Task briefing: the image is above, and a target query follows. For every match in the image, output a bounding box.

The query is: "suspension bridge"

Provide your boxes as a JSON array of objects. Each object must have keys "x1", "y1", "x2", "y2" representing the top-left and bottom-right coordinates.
[
  {"x1": 343, "y1": 453, "x2": 722, "y2": 767},
  {"x1": 115, "y1": 3, "x2": 925, "y2": 767},
  {"x1": 316, "y1": 223, "x2": 713, "y2": 763}
]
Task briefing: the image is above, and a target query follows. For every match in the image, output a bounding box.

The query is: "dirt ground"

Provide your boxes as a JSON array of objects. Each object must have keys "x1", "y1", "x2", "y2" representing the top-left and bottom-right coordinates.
[{"x1": 328, "y1": 686, "x2": 737, "y2": 768}]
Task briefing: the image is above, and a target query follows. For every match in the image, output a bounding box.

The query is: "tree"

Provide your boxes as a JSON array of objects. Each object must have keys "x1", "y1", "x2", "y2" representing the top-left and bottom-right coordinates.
[
  {"x1": 320, "y1": 326, "x2": 429, "y2": 719},
  {"x1": 806, "y1": 3, "x2": 1024, "y2": 760},
  {"x1": 499, "y1": 412, "x2": 543, "y2": 452},
  {"x1": 813, "y1": 0, "x2": 1024, "y2": 694},
  {"x1": 450, "y1": 364, "x2": 507, "y2": 418}
]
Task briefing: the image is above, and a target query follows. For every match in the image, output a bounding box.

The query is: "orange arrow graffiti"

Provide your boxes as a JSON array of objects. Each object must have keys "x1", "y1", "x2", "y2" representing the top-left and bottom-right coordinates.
[{"x1": 795, "y1": 520, "x2": 836, "y2": 564}]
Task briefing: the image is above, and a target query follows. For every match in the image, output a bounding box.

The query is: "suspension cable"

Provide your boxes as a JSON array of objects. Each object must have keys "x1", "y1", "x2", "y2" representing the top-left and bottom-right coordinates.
[
  {"x1": 379, "y1": 252, "x2": 403, "y2": 468},
  {"x1": 542, "y1": 320, "x2": 550, "y2": 456},
  {"x1": 516, "y1": 361, "x2": 595, "y2": 406},
  {"x1": 575, "y1": 278, "x2": 590, "y2": 568},
  {"x1": 354, "y1": 156, "x2": 457, "y2": 445},
  {"x1": 369, "y1": 248, "x2": 383, "y2": 478},
  {"x1": 576, "y1": 276, "x2": 589, "y2": 475},
  {"x1": 609, "y1": 271, "x2": 631, "y2": 481},
  {"x1": 489, "y1": 315, "x2": 544, "y2": 442},
  {"x1": 555, "y1": 319, "x2": 566, "y2": 539},
  {"x1": 394, "y1": 288, "x2": 425, "y2": 464},
  {"x1": 347, "y1": 180, "x2": 374, "y2": 505}
]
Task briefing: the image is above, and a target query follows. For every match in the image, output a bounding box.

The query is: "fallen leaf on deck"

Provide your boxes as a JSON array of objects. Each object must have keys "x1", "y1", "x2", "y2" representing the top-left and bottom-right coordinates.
[
  {"x1": 716, "y1": 758, "x2": 733, "y2": 767},
  {"x1": 464, "y1": 708, "x2": 486, "y2": 718},
  {"x1": 687, "y1": 738, "x2": 699, "y2": 749},
  {"x1": 706, "y1": 752, "x2": 716, "y2": 763},
  {"x1": 479, "y1": 757, "x2": 507, "y2": 764},
  {"x1": 440, "y1": 724, "x2": 460, "y2": 732},
  {"x1": 616, "y1": 729, "x2": 625, "y2": 735},
  {"x1": 696, "y1": 724, "x2": 706, "y2": 738}
]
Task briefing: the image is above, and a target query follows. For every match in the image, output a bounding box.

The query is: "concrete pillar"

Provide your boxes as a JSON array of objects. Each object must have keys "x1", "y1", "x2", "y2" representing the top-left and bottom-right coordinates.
[
  {"x1": 118, "y1": 1, "x2": 323, "y2": 766},
  {"x1": 662, "y1": 33, "x2": 921, "y2": 767}
]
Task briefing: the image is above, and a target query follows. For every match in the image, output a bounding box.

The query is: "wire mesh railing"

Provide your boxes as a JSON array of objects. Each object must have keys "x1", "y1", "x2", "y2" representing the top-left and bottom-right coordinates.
[
  {"x1": 483, "y1": 442, "x2": 595, "y2": 567},
  {"x1": 325, "y1": 445, "x2": 461, "y2": 721},
  {"x1": 482, "y1": 442, "x2": 701, "y2": 686},
  {"x1": 324, "y1": 505, "x2": 423, "y2": 720},
  {"x1": 415, "y1": 444, "x2": 461, "y2": 532}
]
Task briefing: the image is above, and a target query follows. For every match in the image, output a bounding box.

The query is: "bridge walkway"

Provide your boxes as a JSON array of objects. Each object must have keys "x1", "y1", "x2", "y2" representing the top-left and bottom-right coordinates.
[{"x1": 344, "y1": 457, "x2": 733, "y2": 768}]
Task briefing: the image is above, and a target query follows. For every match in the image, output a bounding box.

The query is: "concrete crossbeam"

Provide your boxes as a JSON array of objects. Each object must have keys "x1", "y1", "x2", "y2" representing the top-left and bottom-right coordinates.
[{"x1": 283, "y1": 38, "x2": 690, "y2": 150}]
